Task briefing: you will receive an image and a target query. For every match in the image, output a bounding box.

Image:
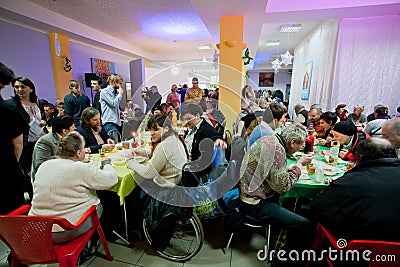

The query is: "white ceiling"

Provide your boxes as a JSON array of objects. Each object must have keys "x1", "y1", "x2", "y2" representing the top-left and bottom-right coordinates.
[{"x1": 1, "y1": 0, "x2": 399, "y2": 70}]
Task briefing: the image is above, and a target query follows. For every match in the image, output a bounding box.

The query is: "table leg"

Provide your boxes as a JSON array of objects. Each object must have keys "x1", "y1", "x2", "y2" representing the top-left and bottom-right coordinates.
[{"x1": 112, "y1": 201, "x2": 134, "y2": 247}]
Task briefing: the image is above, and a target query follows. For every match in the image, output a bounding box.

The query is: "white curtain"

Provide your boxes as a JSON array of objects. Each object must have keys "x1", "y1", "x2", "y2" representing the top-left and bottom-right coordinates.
[
  {"x1": 331, "y1": 15, "x2": 400, "y2": 117},
  {"x1": 289, "y1": 20, "x2": 340, "y2": 118}
]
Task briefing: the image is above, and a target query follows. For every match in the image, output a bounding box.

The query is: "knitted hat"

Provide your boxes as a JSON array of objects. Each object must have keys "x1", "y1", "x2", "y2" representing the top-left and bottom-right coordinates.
[{"x1": 332, "y1": 121, "x2": 357, "y2": 136}]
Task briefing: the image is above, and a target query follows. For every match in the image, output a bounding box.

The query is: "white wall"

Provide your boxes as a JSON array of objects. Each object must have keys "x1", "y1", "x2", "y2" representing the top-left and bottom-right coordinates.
[
  {"x1": 289, "y1": 16, "x2": 400, "y2": 118},
  {"x1": 288, "y1": 20, "x2": 340, "y2": 118},
  {"x1": 144, "y1": 66, "x2": 190, "y2": 102},
  {"x1": 331, "y1": 15, "x2": 400, "y2": 117}
]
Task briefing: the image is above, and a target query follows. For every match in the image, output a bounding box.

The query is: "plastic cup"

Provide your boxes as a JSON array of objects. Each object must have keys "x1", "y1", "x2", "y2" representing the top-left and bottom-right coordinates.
[
  {"x1": 99, "y1": 148, "x2": 105, "y2": 158},
  {"x1": 346, "y1": 162, "x2": 355, "y2": 171},
  {"x1": 315, "y1": 167, "x2": 323, "y2": 182},
  {"x1": 122, "y1": 141, "x2": 130, "y2": 149},
  {"x1": 308, "y1": 165, "x2": 316, "y2": 175}
]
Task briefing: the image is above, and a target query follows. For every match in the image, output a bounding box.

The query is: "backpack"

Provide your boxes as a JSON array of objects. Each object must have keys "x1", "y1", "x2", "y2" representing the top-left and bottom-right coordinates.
[{"x1": 226, "y1": 135, "x2": 247, "y2": 176}]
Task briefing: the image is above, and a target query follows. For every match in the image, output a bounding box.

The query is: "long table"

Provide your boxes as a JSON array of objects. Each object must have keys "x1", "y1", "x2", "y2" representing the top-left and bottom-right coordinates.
[
  {"x1": 90, "y1": 149, "x2": 138, "y2": 246},
  {"x1": 90, "y1": 151, "x2": 137, "y2": 205},
  {"x1": 280, "y1": 145, "x2": 348, "y2": 204}
]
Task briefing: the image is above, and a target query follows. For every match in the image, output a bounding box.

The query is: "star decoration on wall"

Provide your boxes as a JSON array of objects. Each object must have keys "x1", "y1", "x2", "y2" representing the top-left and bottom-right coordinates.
[{"x1": 280, "y1": 50, "x2": 294, "y2": 67}]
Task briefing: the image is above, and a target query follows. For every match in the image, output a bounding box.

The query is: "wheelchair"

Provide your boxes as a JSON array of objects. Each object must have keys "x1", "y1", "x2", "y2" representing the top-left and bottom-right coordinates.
[
  {"x1": 141, "y1": 162, "x2": 207, "y2": 262},
  {"x1": 141, "y1": 157, "x2": 237, "y2": 262},
  {"x1": 142, "y1": 212, "x2": 203, "y2": 262}
]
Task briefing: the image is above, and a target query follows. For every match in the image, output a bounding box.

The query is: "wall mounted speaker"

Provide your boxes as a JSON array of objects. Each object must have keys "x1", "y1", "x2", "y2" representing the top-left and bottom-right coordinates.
[{"x1": 84, "y1": 73, "x2": 94, "y2": 87}]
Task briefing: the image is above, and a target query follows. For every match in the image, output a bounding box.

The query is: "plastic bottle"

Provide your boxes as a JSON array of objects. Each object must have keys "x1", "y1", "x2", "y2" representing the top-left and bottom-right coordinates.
[
  {"x1": 304, "y1": 133, "x2": 315, "y2": 154},
  {"x1": 329, "y1": 141, "x2": 340, "y2": 166},
  {"x1": 171, "y1": 110, "x2": 178, "y2": 130},
  {"x1": 315, "y1": 166, "x2": 323, "y2": 183}
]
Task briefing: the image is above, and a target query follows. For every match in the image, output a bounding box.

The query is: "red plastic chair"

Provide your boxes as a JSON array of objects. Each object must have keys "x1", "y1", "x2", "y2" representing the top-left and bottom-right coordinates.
[
  {"x1": 307, "y1": 223, "x2": 400, "y2": 267},
  {"x1": 0, "y1": 204, "x2": 113, "y2": 267}
]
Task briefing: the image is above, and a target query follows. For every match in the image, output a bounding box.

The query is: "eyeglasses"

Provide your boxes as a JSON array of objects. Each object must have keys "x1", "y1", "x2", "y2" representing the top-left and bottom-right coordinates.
[
  {"x1": 192, "y1": 82, "x2": 198, "y2": 85},
  {"x1": 181, "y1": 116, "x2": 196, "y2": 122}
]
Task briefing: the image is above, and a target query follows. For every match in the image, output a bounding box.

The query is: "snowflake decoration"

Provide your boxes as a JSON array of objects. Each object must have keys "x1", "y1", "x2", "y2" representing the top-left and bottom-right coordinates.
[
  {"x1": 271, "y1": 58, "x2": 282, "y2": 74},
  {"x1": 280, "y1": 50, "x2": 294, "y2": 67}
]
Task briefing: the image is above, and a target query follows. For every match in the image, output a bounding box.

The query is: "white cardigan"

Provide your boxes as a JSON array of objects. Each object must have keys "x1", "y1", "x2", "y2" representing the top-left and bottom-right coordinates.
[
  {"x1": 127, "y1": 135, "x2": 188, "y2": 188},
  {"x1": 29, "y1": 158, "x2": 118, "y2": 231}
]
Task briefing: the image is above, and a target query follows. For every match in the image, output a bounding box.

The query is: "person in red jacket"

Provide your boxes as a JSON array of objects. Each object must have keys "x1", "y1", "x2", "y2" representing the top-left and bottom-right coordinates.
[{"x1": 331, "y1": 121, "x2": 366, "y2": 162}]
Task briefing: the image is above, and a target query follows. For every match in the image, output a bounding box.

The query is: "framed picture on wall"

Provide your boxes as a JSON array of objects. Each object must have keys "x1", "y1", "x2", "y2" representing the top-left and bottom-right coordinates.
[
  {"x1": 258, "y1": 72, "x2": 274, "y2": 87},
  {"x1": 91, "y1": 58, "x2": 115, "y2": 82},
  {"x1": 125, "y1": 82, "x2": 132, "y2": 100},
  {"x1": 301, "y1": 61, "x2": 313, "y2": 100}
]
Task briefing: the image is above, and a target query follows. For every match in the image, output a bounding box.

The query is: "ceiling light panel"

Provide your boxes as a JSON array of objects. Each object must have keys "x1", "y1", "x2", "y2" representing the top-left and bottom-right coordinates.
[
  {"x1": 197, "y1": 44, "x2": 212, "y2": 50},
  {"x1": 280, "y1": 24, "x2": 302, "y2": 33},
  {"x1": 265, "y1": 40, "x2": 280, "y2": 46}
]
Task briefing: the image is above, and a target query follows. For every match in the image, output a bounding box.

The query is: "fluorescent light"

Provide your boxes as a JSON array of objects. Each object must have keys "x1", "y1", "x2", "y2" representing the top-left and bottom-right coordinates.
[
  {"x1": 265, "y1": 40, "x2": 280, "y2": 46},
  {"x1": 197, "y1": 44, "x2": 212, "y2": 50},
  {"x1": 280, "y1": 24, "x2": 302, "y2": 33}
]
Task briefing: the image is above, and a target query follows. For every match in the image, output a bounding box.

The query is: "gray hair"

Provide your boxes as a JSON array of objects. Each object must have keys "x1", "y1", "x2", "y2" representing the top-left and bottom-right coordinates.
[
  {"x1": 309, "y1": 107, "x2": 323, "y2": 115},
  {"x1": 280, "y1": 123, "x2": 307, "y2": 144},
  {"x1": 355, "y1": 138, "x2": 396, "y2": 162},
  {"x1": 294, "y1": 104, "x2": 305, "y2": 114}
]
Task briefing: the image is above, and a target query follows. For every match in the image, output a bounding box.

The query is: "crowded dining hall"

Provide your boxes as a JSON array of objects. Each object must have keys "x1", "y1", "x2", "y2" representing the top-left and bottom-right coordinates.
[{"x1": 0, "y1": 1, "x2": 400, "y2": 267}]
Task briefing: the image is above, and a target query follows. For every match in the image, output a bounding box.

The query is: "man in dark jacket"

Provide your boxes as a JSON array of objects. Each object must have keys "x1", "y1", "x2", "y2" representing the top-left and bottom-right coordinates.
[
  {"x1": 76, "y1": 107, "x2": 115, "y2": 154},
  {"x1": 181, "y1": 104, "x2": 226, "y2": 185},
  {"x1": 310, "y1": 138, "x2": 400, "y2": 242},
  {"x1": 143, "y1": 85, "x2": 162, "y2": 113},
  {"x1": 90, "y1": 75, "x2": 102, "y2": 115}
]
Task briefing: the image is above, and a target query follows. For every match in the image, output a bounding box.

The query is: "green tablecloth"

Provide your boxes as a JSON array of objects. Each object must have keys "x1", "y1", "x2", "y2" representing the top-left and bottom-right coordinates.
[
  {"x1": 279, "y1": 145, "x2": 348, "y2": 204},
  {"x1": 91, "y1": 152, "x2": 137, "y2": 205}
]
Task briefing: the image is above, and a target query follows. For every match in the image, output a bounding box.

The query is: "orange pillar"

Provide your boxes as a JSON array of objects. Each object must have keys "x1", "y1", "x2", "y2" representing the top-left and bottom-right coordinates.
[
  {"x1": 49, "y1": 32, "x2": 73, "y2": 100},
  {"x1": 217, "y1": 16, "x2": 247, "y2": 131}
]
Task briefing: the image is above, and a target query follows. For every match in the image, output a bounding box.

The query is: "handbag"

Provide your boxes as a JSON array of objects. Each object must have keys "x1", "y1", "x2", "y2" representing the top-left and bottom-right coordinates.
[{"x1": 184, "y1": 168, "x2": 224, "y2": 219}]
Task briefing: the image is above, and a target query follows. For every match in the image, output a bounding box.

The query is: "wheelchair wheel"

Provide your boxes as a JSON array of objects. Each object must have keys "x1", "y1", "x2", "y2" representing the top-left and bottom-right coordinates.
[{"x1": 143, "y1": 214, "x2": 204, "y2": 262}]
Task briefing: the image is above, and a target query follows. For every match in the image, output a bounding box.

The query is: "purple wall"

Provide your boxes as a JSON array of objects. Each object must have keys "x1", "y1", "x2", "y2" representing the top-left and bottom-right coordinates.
[
  {"x1": 0, "y1": 19, "x2": 133, "y2": 104},
  {"x1": 0, "y1": 20, "x2": 56, "y2": 102},
  {"x1": 69, "y1": 42, "x2": 132, "y2": 104}
]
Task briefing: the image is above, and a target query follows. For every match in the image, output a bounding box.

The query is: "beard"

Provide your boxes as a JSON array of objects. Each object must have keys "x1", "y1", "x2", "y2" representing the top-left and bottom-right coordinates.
[{"x1": 90, "y1": 124, "x2": 101, "y2": 133}]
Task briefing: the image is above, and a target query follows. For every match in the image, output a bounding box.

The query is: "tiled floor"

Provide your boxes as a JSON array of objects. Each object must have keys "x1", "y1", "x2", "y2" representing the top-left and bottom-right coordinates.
[{"x1": 0, "y1": 218, "x2": 271, "y2": 267}]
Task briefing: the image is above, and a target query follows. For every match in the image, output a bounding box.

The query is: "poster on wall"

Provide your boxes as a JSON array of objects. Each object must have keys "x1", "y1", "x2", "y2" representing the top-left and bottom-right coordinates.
[
  {"x1": 258, "y1": 72, "x2": 274, "y2": 87},
  {"x1": 301, "y1": 61, "x2": 313, "y2": 100},
  {"x1": 91, "y1": 58, "x2": 115, "y2": 82}
]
